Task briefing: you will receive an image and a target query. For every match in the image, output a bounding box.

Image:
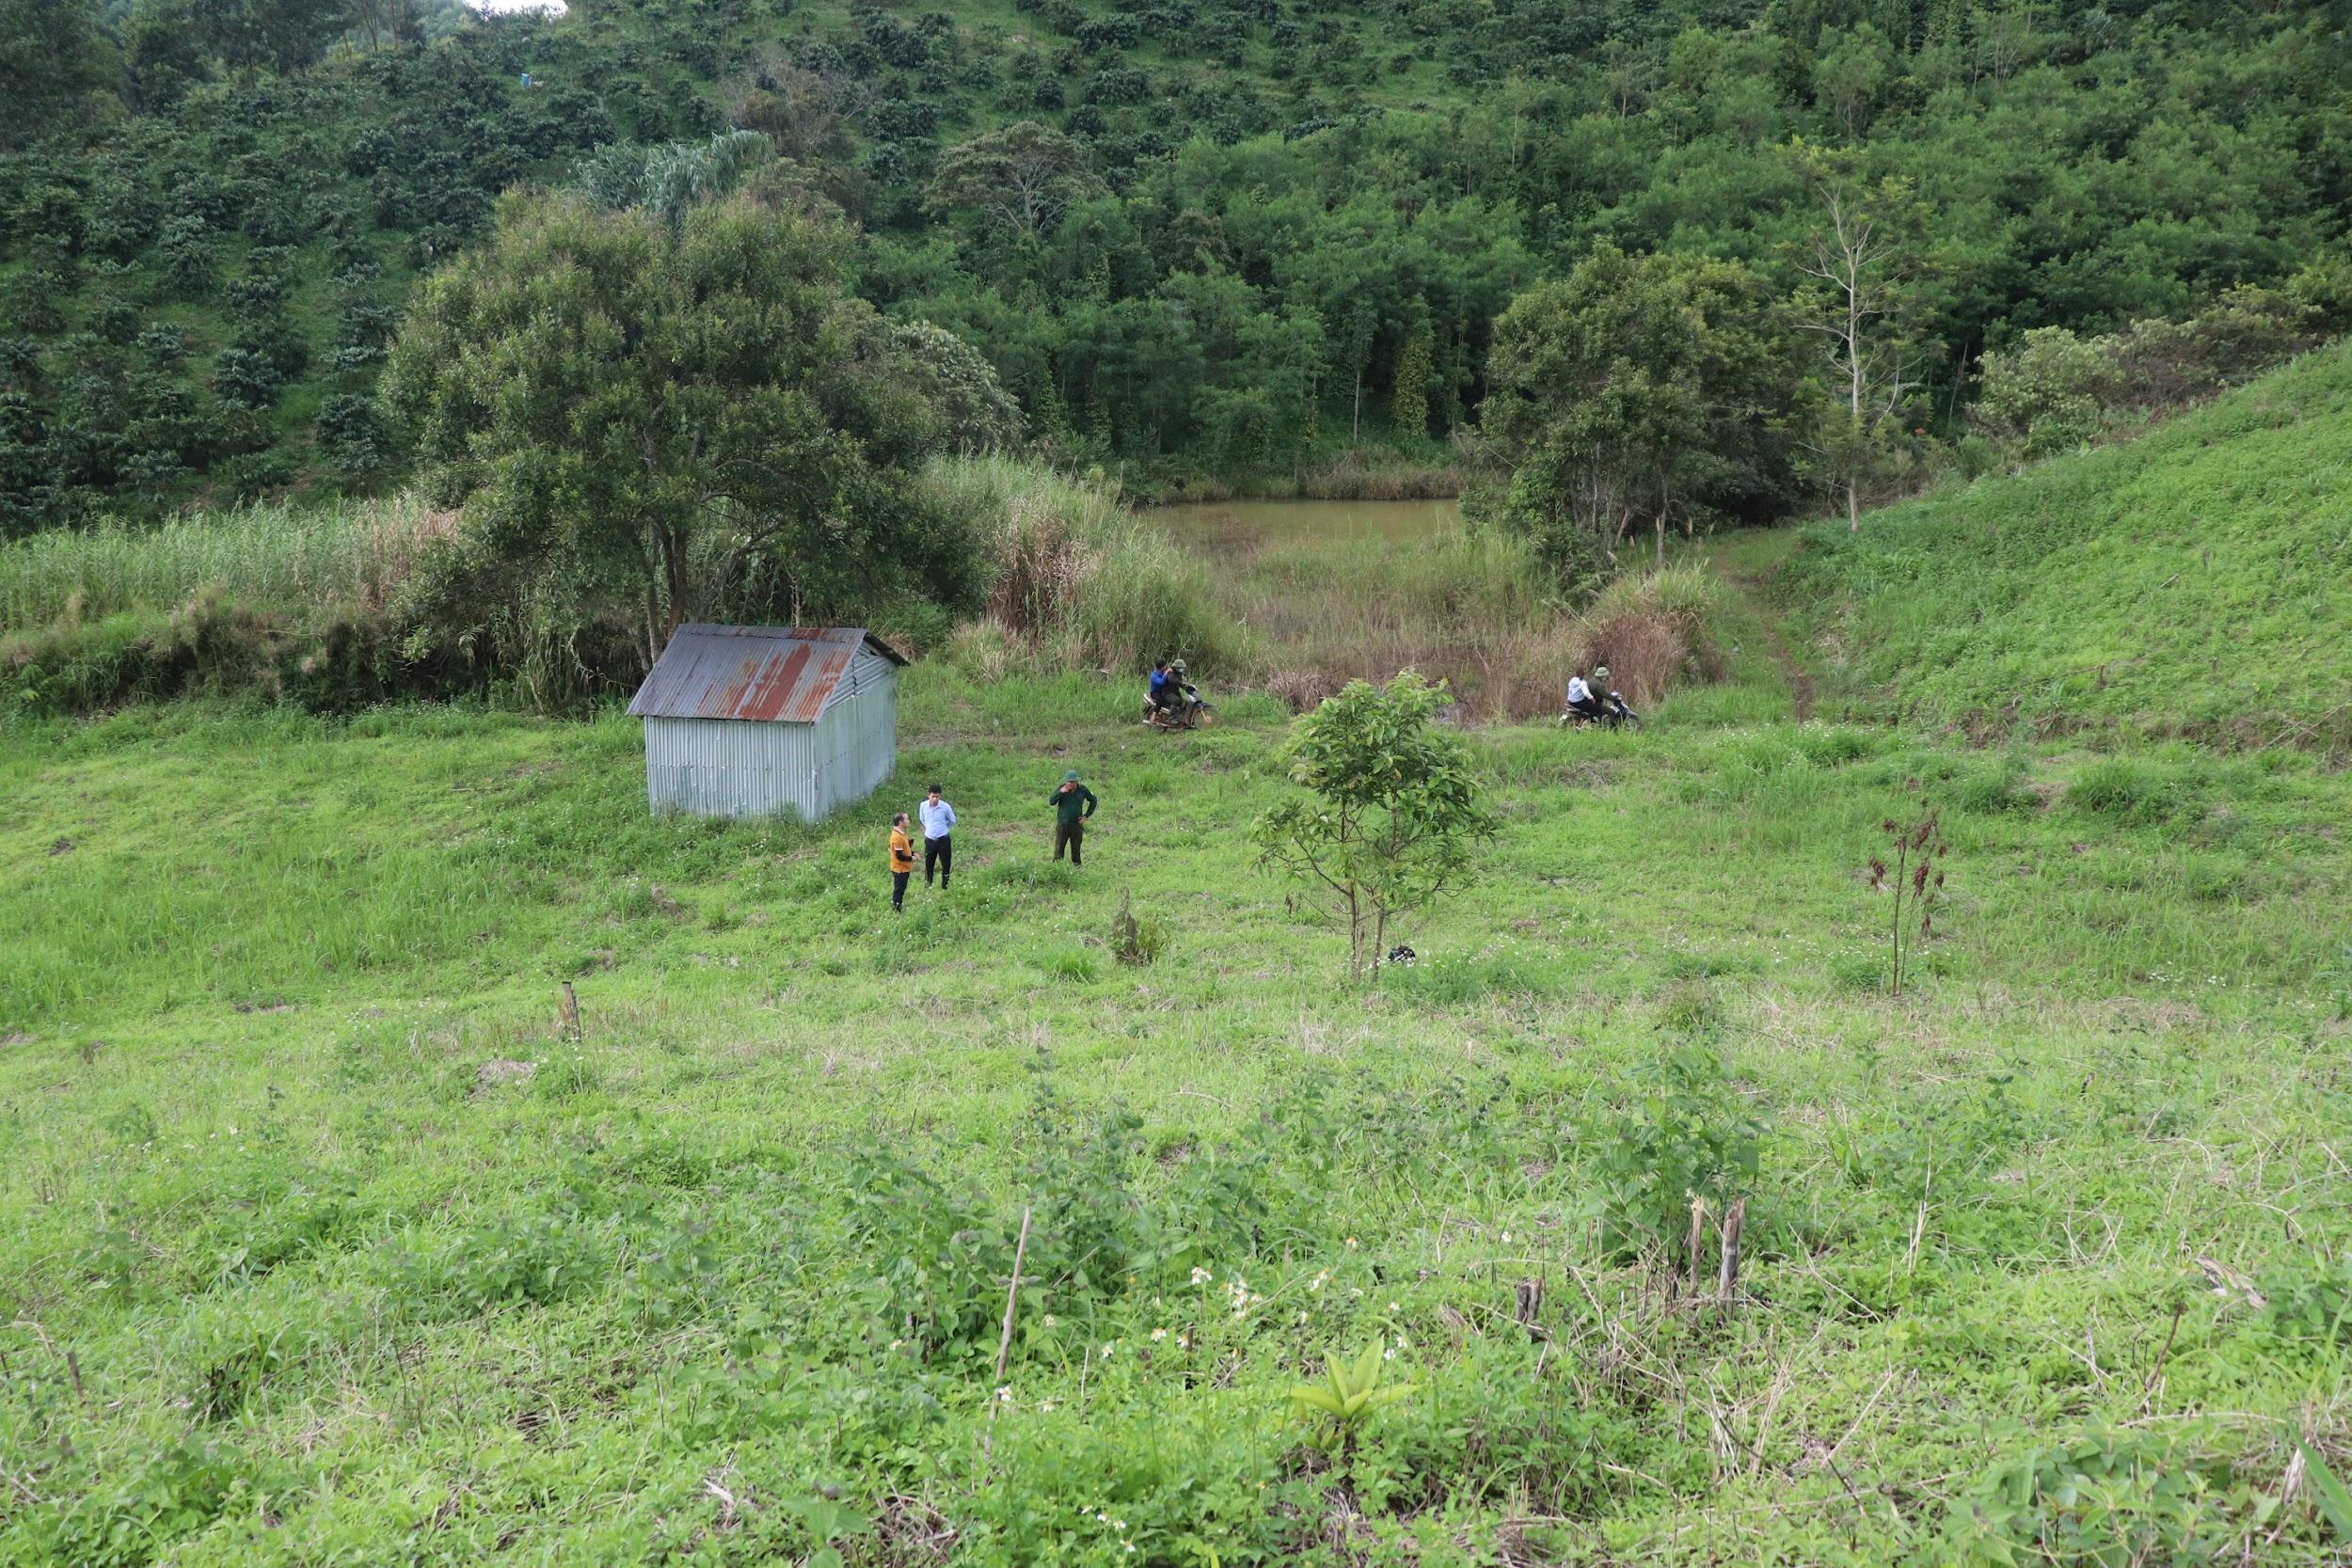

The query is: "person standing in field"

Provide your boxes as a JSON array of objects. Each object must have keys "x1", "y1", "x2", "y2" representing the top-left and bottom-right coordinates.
[
  {"x1": 888, "y1": 813, "x2": 916, "y2": 911},
  {"x1": 1048, "y1": 768, "x2": 1098, "y2": 865},
  {"x1": 919, "y1": 782, "x2": 956, "y2": 890}
]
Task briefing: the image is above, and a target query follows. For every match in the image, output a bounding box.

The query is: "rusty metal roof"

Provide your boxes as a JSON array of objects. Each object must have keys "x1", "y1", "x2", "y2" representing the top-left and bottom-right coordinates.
[{"x1": 627, "y1": 625, "x2": 905, "y2": 723}]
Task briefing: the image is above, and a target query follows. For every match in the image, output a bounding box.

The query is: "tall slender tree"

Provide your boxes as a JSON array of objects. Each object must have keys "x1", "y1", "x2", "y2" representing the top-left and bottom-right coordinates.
[{"x1": 1788, "y1": 145, "x2": 1934, "y2": 531}]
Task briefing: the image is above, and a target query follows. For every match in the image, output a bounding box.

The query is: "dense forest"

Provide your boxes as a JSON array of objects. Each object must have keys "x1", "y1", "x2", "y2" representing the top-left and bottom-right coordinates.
[{"x1": 1, "y1": 0, "x2": 2347, "y2": 536}]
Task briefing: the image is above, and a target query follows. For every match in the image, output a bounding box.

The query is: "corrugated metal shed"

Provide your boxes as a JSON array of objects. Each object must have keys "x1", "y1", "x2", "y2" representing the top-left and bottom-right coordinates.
[
  {"x1": 628, "y1": 625, "x2": 905, "y2": 724},
  {"x1": 628, "y1": 626, "x2": 904, "y2": 821}
]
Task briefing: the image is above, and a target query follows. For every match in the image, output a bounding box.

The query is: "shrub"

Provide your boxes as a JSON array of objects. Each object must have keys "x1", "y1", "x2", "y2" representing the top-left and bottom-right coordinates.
[
  {"x1": 938, "y1": 454, "x2": 1253, "y2": 678},
  {"x1": 1108, "y1": 889, "x2": 1167, "y2": 965},
  {"x1": 1977, "y1": 291, "x2": 2322, "y2": 458},
  {"x1": 1254, "y1": 672, "x2": 1496, "y2": 981},
  {"x1": 1584, "y1": 1046, "x2": 1765, "y2": 1271},
  {"x1": 1573, "y1": 564, "x2": 1730, "y2": 707}
]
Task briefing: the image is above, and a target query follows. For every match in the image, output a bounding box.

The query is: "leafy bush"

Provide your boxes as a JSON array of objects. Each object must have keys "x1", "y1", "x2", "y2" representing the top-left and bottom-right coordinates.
[
  {"x1": 1976, "y1": 290, "x2": 2322, "y2": 458},
  {"x1": 30, "y1": 1433, "x2": 271, "y2": 1568},
  {"x1": 1943, "y1": 1425, "x2": 2244, "y2": 1567},
  {"x1": 381, "y1": 1210, "x2": 610, "y2": 1316},
  {"x1": 1584, "y1": 1046, "x2": 1765, "y2": 1269}
]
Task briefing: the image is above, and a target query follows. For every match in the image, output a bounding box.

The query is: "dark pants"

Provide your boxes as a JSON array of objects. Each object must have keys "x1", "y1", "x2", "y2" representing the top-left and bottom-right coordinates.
[
  {"x1": 1053, "y1": 820, "x2": 1085, "y2": 865},
  {"x1": 891, "y1": 870, "x2": 910, "y2": 910},
  {"x1": 925, "y1": 834, "x2": 951, "y2": 886},
  {"x1": 1568, "y1": 697, "x2": 1603, "y2": 721}
]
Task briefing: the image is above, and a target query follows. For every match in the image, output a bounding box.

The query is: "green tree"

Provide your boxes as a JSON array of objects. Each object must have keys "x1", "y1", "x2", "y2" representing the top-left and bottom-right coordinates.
[
  {"x1": 0, "y1": 0, "x2": 119, "y2": 148},
  {"x1": 1390, "y1": 318, "x2": 1433, "y2": 441},
  {"x1": 382, "y1": 190, "x2": 973, "y2": 674},
  {"x1": 1482, "y1": 244, "x2": 1801, "y2": 572},
  {"x1": 1812, "y1": 24, "x2": 1895, "y2": 140},
  {"x1": 1788, "y1": 147, "x2": 1934, "y2": 531},
  {"x1": 1252, "y1": 673, "x2": 1496, "y2": 982},
  {"x1": 928, "y1": 120, "x2": 1102, "y2": 245},
  {"x1": 884, "y1": 318, "x2": 1025, "y2": 454}
]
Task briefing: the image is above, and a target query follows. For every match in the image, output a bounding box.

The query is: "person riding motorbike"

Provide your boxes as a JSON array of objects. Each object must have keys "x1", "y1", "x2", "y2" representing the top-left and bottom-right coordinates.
[
  {"x1": 1148, "y1": 660, "x2": 1209, "y2": 728},
  {"x1": 1168, "y1": 661, "x2": 1202, "y2": 717},
  {"x1": 1593, "y1": 666, "x2": 1635, "y2": 722},
  {"x1": 1565, "y1": 668, "x2": 1605, "y2": 722},
  {"x1": 1147, "y1": 658, "x2": 1174, "y2": 714}
]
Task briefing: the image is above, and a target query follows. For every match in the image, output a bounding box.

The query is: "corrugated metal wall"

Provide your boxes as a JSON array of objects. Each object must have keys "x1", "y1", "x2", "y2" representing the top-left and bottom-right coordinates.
[
  {"x1": 811, "y1": 666, "x2": 888, "y2": 817},
  {"x1": 643, "y1": 668, "x2": 897, "y2": 820}
]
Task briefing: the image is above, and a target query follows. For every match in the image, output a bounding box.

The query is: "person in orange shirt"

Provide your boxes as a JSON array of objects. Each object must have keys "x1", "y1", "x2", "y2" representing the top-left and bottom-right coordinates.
[{"x1": 888, "y1": 813, "x2": 916, "y2": 911}]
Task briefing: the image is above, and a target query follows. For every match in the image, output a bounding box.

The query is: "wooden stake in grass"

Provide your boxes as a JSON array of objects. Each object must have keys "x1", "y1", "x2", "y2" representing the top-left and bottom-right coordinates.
[
  {"x1": 1513, "y1": 1277, "x2": 1543, "y2": 1333},
  {"x1": 1716, "y1": 1197, "x2": 1746, "y2": 1308},
  {"x1": 558, "y1": 982, "x2": 582, "y2": 1042},
  {"x1": 981, "y1": 1206, "x2": 1033, "y2": 1465},
  {"x1": 2141, "y1": 1302, "x2": 2184, "y2": 1414},
  {"x1": 1686, "y1": 1196, "x2": 1708, "y2": 1300}
]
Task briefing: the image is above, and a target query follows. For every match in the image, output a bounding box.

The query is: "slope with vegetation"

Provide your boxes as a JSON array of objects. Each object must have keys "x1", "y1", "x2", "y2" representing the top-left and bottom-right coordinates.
[
  {"x1": 4, "y1": 654, "x2": 2351, "y2": 1563},
  {"x1": 2, "y1": 0, "x2": 2348, "y2": 531},
  {"x1": 1785, "y1": 339, "x2": 2352, "y2": 751}
]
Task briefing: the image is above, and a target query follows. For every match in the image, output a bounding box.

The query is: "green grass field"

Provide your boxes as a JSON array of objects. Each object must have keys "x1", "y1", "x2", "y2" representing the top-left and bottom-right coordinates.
[
  {"x1": 5, "y1": 626, "x2": 2350, "y2": 1563},
  {"x1": 1781, "y1": 341, "x2": 2352, "y2": 753}
]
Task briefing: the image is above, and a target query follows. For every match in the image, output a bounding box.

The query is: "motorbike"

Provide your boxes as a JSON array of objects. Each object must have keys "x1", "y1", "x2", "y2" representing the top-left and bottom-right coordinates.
[
  {"x1": 1561, "y1": 689, "x2": 1640, "y2": 730},
  {"x1": 1143, "y1": 683, "x2": 1215, "y2": 731}
]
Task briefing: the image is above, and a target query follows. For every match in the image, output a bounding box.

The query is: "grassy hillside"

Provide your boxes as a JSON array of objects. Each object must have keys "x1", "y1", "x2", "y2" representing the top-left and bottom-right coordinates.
[
  {"x1": 1785, "y1": 341, "x2": 2352, "y2": 752},
  {"x1": 4, "y1": 0, "x2": 2345, "y2": 519},
  {"x1": 5, "y1": 665, "x2": 2351, "y2": 1563}
]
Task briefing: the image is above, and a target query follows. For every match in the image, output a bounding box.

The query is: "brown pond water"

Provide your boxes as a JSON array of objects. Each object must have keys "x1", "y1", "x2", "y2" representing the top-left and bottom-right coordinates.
[{"x1": 1143, "y1": 498, "x2": 1463, "y2": 550}]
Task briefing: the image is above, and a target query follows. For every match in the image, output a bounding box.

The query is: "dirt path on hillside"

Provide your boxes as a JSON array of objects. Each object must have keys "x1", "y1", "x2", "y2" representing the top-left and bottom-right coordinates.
[{"x1": 1730, "y1": 566, "x2": 1816, "y2": 721}]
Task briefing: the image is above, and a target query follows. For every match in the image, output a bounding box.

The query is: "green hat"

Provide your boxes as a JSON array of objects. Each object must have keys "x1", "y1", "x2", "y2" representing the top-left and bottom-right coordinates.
[{"x1": 1063, "y1": 769, "x2": 1080, "y2": 782}]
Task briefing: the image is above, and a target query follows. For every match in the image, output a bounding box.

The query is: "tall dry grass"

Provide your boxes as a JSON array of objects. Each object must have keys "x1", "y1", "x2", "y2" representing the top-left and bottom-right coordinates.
[
  {"x1": 935, "y1": 456, "x2": 1740, "y2": 721},
  {"x1": 1215, "y1": 531, "x2": 1577, "y2": 719},
  {"x1": 1570, "y1": 565, "x2": 1732, "y2": 708},
  {"x1": 932, "y1": 455, "x2": 1255, "y2": 678}
]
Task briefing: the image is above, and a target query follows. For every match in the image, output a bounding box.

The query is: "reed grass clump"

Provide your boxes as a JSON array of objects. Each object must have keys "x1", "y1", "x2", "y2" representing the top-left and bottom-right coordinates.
[
  {"x1": 1573, "y1": 565, "x2": 1733, "y2": 708},
  {"x1": 935, "y1": 455, "x2": 1255, "y2": 679},
  {"x1": 0, "y1": 498, "x2": 453, "y2": 628}
]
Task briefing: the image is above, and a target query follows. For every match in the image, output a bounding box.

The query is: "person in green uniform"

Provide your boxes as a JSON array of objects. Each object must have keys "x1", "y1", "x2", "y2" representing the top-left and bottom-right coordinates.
[{"x1": 1047, "y1": 768, "x2": 1098, "y2": 865}]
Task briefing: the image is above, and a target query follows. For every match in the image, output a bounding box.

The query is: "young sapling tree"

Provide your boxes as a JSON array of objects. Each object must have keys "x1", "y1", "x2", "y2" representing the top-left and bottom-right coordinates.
[{"x1": 1251, "y1": 673, "x2": 1496, "y2": 982}]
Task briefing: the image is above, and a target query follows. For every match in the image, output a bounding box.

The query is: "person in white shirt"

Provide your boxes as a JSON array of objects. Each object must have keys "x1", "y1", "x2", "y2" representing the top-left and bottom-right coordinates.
[
  {"x1": 918, "y1": 783, "x2": 957, "y2": 889},
  {"x1": 1565, "y1": 669, "x2": 1602, "y2": 721}
]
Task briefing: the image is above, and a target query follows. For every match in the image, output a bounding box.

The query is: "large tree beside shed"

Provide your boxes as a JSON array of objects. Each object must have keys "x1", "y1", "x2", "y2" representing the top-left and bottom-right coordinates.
[{"x1": 383, "y1": 188, "x2": 981, "y2": 674}]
